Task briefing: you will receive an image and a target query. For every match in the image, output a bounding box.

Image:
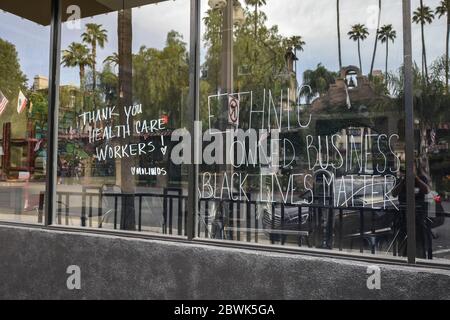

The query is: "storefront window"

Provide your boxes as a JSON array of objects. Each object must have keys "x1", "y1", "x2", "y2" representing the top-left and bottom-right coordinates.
[
  {"x1": 0, "y1": 0, "x2": 448, "y2": 264},
  {"x1": 56, "y1": 0, "x2": 190, "y2": 235},
  {"x1": 411, "y1": 0, "x2": 450, "y2": 262},
  {"x1": 197, "y1": 0, "x2": 412, "y2": 258},
  {"x1": 0, "y1": 6, "x2": 50, "y2": 223}
]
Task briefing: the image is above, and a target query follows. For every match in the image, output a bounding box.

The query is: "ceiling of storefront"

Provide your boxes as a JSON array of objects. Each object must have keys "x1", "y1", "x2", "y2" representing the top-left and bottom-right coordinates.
[{"x1": 0, "y1": 0, "x2": 168, "y2": 26}]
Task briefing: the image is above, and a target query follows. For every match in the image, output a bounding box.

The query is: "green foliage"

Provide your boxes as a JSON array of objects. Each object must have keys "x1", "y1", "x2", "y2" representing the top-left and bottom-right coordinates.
[
  {"x1": 29, "y1": 91, "x2": 49, "y2": 132},
  {"x1": 61, "y1": 42, "x2": 92, "y2": 92},
  {"x1": 413, "y1": 5, "x2": 435, "y2": 25},
  {"x1": 302, "y1": 64, "x2": 338, "y2": 100},
  {"x1": 436, "y1": 0, "x2": 449, "y2": 18},
  {"x1": 378, "y1": 24, "x2": 396, "y2": 44},
  {"x1": 348, "y1": 24, "x2": 369, "y2": 42},
  {"x1": 201, "y1": 4, "x2": 297, "y2": 129},
  {"x1": 0, "y1": 38, "x2": 28, "y2": 137},
  {"x1": 131, "y1": 30, "x2": 189, "y2": 127},
  {"x1": 0, "y1": 38, "x2": 27, "y2": 99}
]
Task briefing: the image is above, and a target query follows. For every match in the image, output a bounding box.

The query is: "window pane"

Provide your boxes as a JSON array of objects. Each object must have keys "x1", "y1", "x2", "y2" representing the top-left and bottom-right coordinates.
[
  {"x1": 197, "y1": 0, "x2": 408, "y2": 258},
  {"x1": 56, "y1": 0, "x2": 190, "y2": 235},
  {"x1": 411, "y1": 0, "x2": 450, "y2": 263},
  {"x1": 0, "y1": 5, "x2": 50, "y2": 224}
]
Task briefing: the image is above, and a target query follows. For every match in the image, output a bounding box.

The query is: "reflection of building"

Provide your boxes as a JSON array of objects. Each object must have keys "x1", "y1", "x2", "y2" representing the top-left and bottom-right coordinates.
[
  {"x1": 0, "y1": 0, "x2": 449, "y2": 302},
  {"x1": 307, "y1": 66, "x2": 404, "y2": 174},
  {"x1": 310, "y1": 66, "x2": 401, "y2": 137},
  {"x1": 33, "y1": 75, "x2": 49, "y2": 91}
]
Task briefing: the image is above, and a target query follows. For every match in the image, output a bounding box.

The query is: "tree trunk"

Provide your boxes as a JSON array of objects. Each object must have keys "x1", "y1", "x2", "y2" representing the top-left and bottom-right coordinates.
[
  {"x1": 79, "y1": 65, "x2": 85, "y2": 93},
  {"x1": 79, "y1": 65, "x2": 86, "y2": 117},
  {"x1": 358, "y1": 39, "x2": 362, "y2": 73},
  {"x1": 422, "y1": 22, "x2": 429, "y2": 82},
  {"x1": 254, "y1": 4, "x2": 258, "y2": 63},
  {"x1": 369, "y1": 0, "x2": 382, "y2": 77},
  {"x1": 118, "y1": 8, "x2": 136, "y2": 231},
  {"x1": 385, "y1": 41, "x2": 389, "y2": 78},
  {"x1": 337, "y1": 0, "x2": 342, "y2": 70},
  {"x1": 80, "y1": 65, "x2": 93, "y2": 184},
  {"x1": 92, "y1": 40, "x2": 97, "y2": 107},
  {"x1": 420, "y1": 0, "x2": 429, "y2": 82}
]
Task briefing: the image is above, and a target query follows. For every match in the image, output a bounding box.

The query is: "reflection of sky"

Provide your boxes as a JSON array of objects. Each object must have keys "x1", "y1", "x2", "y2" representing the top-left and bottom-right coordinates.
[
  {"x1": 0, "y1": 12, "x2": 50, "y2": 86},
  {"x1": 0, "y1": 0, "x2": 446, "y2": 87}
]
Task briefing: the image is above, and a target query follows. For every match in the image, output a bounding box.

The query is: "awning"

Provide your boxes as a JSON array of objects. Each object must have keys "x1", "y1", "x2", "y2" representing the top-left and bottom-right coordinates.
[{"x1": 0, "y1": 0, "x2": 167, "y2": 26}]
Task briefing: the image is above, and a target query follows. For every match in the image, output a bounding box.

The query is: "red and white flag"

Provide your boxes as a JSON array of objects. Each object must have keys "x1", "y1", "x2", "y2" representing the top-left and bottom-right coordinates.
[
  {"x1": 0, "y1": 90, "x2": 9, "y2": 116},
  {"x1": 17, "y1": 90, "x2": 27, "y2": 114}
]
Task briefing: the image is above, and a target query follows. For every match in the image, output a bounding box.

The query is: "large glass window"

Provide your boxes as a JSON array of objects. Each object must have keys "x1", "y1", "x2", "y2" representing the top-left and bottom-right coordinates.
[
  {"x1": 56, "y1": 0, "x2": 190, "y2": 235},
  {"x1": 411, "y1": 0, "x2": 450, "y2": 262},
  {"x1": 0, "y1": 0, "x2": 448, "y2": 265},
  {"x1": 197, "y1": 0, "x2": 410, "y2": 258},
  {"x1": 0, "y1": 5, "x2": 50, "y2": 224}
]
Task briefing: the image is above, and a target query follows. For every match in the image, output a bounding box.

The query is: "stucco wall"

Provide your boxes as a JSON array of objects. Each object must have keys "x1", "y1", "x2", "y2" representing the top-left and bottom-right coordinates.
[{"x1": 0, "y1": 224, "x2": 449, "y2": 300}]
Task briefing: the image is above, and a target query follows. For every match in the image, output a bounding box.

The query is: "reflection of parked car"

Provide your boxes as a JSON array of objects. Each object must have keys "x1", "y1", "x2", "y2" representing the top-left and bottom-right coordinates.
[
  {"x1": 262, "y1": 174, "x2": 400, "y2": 249},
  {"x1": 262, "y1": 177, "x2": 446, "y2": 252},
  {"x1": 262, "y1": 201, "x2": 397, "y2": 248}
]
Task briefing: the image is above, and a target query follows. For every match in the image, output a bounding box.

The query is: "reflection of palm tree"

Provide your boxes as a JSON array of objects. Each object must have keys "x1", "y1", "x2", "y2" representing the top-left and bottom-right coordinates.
[
  {"x1": 82, "y1": 23, "x2": 108, "y2": 94},
  {"x1": 348, "y1": 24, "x2": 369, "y2": 73},
  {"x1": 378, "y1": 24, "x2": 396, "y2": 78},
  {"x1": 302, "y1": 64, "x2": 338, "y2": 101},
  {"x1": 336, "y1": 0, "x2": 342, "y2": 70},
  {"x1": 413, "y1": 1, "x2": 434, "y2": 82},
  {"x1": 61, "y1": 42, "x2": 92, "y2": 98},
  {"x1": 288, "y1": 35, "x2": 305, "y2": 74},
  {"x1": 369, "y1": 0, "x2": 382, "y2": 77},
  {"x1": 104, "y1": 52, "x2": 119, "y2": 70},
  {"x1": 245, "y1": 0, "x2": 266, "y2": 38},
  {"x1": 436, "y1": 0, "x2": 450, "y2": 92},
  {"x1": 245, "y1": 0, "x2": 266, "y2": 62}
]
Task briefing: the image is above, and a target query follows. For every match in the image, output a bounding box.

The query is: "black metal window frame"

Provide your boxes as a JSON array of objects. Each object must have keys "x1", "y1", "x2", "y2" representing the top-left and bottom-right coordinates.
[{"x1": 3, "y1": 0, "x2": 448, "y2": 270}]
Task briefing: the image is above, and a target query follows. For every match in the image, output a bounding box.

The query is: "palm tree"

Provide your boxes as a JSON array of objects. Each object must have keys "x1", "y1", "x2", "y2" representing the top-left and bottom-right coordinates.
[
  {"x1": 104, "y1": 52, "x2": 119, "y2": 70},
  {"x1": 377, "y1": 24, "x2": 397, "y2": 78},
  {"x1": 245, "y1": 0, "x2": 266, "y2": 38},
  {"x1": 436, "y1": 0, "x2": 450, "y2": 92},
  {"x1": 82, "y1": 23, "x2": 108, "y2": 94},
  {"x1": 337, "y1": 0, "x2": 342, "y2": 70},
  {"x1": 245, "y1": 0, "x2": 266, "y2": 63},
  {"x1": 302, "y1": 64, "x2": 338, "y2": 102},
  {"x1": 369, "y1": 0, "x2": 382, "y2": 77},
  {"x1": 413, "y1": 2, "x2": 434, "y2": 82},
  {"x1": 348, "y1": 24, "x2": 369, "y2": 73},
  {"x1": 61, "y1": 42, "x2": 92, "y2": 94},
  {"x1": 288, "y1": 35, "x2": 306, "y2": 74}
]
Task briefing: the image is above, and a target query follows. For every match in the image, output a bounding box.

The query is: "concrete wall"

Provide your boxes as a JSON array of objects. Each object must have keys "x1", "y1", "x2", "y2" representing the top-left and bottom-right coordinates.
[{"x1": 0, "y1": 224, "x2": 449, "y2": 300}]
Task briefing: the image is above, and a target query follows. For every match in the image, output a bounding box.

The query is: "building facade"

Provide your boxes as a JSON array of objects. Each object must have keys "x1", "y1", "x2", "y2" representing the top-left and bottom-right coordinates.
[{"x1": 0, "y1": 0, "x2": 450, "y2": 299}]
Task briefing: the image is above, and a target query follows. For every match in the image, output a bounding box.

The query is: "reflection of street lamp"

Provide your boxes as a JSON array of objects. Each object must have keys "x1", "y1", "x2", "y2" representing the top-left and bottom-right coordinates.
[
  {"x1": 209, "y1": 0, "x2": 227, "y2": 10},
  {"x1": 209, "y1": 0, "x2": 246, "y2": 26},
  {"x1": 233, "y1": 2, "x2": 245, "y2": 27},
  {"x1": 208, "y1": 0, "x2": 245, "y2": 100}
]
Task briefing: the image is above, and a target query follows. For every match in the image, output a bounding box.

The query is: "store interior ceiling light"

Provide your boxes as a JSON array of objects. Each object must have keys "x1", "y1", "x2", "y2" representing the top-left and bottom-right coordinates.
[{"x1": 0, "y1": 0, "x2": 168, "y2": 26}]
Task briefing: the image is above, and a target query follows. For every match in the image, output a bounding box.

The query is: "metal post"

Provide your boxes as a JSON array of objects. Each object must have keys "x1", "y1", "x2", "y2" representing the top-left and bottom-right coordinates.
[
  {"x1": 402, "y1": 0, "x2": 416, "y2": 263},
  {"x1": 186, "y1": 0, "x2": 201, "y2": 240},
  {"x1": 221, "y1": 1, "x2": 234, "y2": 96},
  {"x1": 45, "y1": 0, "x2": 62, "y2": 226}
]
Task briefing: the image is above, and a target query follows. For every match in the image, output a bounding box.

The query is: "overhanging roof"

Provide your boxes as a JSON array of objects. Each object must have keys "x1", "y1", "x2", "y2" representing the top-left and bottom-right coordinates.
[{"x1": 0, "y1": 0, "x2": 168, "y2": 26}]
